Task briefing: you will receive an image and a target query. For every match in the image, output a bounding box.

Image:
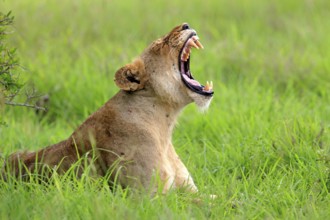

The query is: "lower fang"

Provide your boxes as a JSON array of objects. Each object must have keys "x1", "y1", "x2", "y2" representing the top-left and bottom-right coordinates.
[
  {"x1": 204, "y1": 81, "x2": 210, "y2": 91},
  {"x1": 203, "y1": 81, "x2": 213, "y2": 92}
]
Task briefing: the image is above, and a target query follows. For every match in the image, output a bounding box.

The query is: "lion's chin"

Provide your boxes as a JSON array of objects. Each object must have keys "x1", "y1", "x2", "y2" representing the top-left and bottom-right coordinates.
[{"x1": 188, "y1": 91, "x2": 213, "y2": 112}]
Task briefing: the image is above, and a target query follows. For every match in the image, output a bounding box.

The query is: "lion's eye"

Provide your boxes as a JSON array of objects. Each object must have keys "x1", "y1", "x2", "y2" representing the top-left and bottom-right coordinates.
[{"x1": 182, "y1": 24, "x2": 190, "y2": 30}]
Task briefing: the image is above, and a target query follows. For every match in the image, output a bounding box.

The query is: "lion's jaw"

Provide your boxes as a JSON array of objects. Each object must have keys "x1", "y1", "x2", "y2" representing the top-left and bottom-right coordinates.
[{"x1": 143, "y1": 23, "x2": 214, "y2": 110}]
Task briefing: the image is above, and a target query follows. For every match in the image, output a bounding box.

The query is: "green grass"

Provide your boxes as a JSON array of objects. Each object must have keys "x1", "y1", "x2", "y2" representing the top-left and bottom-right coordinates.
[{"x1": 1, "y1": 0, "x2": 330, "y2": 219}]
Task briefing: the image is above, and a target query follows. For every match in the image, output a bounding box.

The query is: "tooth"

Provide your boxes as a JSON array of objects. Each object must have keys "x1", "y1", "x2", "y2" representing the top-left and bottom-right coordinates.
[
  {"x1": 182, "y1": 52, "x2": 188, "y2": 61},
  {"x1": 204, "y1": 81, "x2": 210, "y2": 91},
  {"x1": 191, "y1": 41, "x2": 199, "y2": 49},
  {"x1": 195, "y1": 40, "x2": 204, "y2": 49},
  {"x1": 188, "y1": 39, "x2": 199, "y2": 49},
  {"x1": 191, "y1": 36, "x2": 204, "y2": 49},
  {"x1": 181, "y1": 50, "x2": 187, "y2": 60},
  {"x1": 210, "y1": 81, "x2": 213, "y2": 90}
]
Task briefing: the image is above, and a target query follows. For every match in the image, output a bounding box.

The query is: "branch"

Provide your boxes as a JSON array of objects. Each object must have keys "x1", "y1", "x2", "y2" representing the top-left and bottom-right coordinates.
[{"x1": 4, "y1": 101, "x2": 46, "y2": 111}]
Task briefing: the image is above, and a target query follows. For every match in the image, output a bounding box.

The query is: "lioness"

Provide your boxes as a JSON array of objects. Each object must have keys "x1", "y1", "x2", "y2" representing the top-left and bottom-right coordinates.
[{"x1": 2, "y1": 23, "x2": 214, "y2": 193}]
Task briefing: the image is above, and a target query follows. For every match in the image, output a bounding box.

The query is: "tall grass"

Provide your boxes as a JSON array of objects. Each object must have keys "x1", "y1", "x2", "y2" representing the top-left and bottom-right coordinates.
[{"x1": 0, "y1": 0, "x2": 330, "y2": 219}]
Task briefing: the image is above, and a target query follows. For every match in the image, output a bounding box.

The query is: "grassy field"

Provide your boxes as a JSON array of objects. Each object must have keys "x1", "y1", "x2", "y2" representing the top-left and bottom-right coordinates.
[{"x1": 1, "y1": 0, "x2": 330, "y2": 219}]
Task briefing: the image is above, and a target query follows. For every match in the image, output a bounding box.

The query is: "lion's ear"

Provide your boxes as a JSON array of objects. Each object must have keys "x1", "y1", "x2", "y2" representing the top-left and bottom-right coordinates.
[{"x1": 114, "y1": 58, "x2": 147, "y2": 91}]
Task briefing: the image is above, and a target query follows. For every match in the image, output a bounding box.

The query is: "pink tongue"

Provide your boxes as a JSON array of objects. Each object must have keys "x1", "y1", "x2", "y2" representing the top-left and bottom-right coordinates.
[{"x1": 182, "y1": 74, "x2": 201, "y2": 87}]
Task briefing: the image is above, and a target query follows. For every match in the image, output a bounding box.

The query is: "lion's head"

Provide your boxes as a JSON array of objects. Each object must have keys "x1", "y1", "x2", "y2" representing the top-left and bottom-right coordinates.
[{"x1": 114, "y1": 23, "x2": 213, "y2": 110}]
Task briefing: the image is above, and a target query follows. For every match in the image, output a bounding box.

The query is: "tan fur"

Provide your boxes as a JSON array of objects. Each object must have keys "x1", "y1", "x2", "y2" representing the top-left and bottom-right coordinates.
[{"x1": 2, "y1": 23, "x2": 213, "y2": 193}]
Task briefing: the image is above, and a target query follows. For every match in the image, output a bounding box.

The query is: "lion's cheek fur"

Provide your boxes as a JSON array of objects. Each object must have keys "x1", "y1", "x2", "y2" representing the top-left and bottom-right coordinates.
[
  {"x1": 149, "y1": 73, "x2": 192, "y2": 106},
  {"x1": 142, "y1": 54, "x2": 193, "y2": 107}
]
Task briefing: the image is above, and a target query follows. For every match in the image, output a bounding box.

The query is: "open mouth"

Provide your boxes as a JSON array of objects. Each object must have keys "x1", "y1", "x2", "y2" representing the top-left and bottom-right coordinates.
[{"x1": 179, "y1": 33, "x2": 214, "y2": 96}]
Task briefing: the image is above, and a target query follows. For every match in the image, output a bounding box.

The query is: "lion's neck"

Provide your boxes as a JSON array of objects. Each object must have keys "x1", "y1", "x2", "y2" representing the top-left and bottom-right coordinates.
[{"x1": 111, "y1": 90, "x2": 184, "y2": 139}]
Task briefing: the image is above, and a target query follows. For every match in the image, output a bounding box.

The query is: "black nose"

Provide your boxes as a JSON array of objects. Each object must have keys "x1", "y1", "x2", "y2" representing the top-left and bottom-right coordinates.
[{"x1": 182, "y1": 23, "x2": 190, "y2": 30}]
